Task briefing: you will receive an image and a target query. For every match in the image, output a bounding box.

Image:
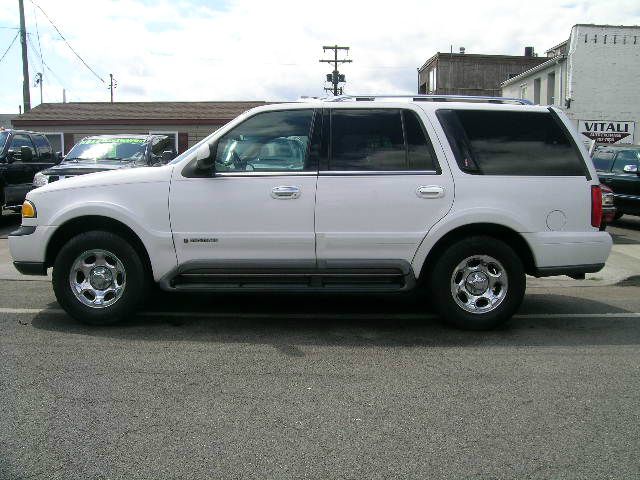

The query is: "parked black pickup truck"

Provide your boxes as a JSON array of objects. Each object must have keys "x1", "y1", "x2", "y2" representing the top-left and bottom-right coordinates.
[
  {"x1": 0, "y1": 129, "x2": 60, "y2": 214},
  {"x1": 593, "y1": 145, "x2": 640, "y2": 219}
]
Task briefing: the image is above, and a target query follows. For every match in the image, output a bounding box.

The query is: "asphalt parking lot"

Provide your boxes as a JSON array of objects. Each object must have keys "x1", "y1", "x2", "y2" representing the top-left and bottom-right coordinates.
[{"x1": 1, "y1": 212, "x2": 640, "y2": 479}]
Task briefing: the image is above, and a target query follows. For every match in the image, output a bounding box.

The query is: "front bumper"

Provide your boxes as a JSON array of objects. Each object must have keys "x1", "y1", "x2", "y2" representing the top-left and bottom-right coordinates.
[
  {"x1": 13, "y1": 261, "x2": 47, "y2": 275},
  {"x1": 8, "y1": 225, "x2": 56, "y2": 276}
]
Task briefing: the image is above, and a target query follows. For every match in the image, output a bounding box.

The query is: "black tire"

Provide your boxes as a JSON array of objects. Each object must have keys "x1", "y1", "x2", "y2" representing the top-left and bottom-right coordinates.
[
  {"x1": 429, "y1": 235, "x2": 526, "y2": 330},
  {"x1": 52, "y1": 230, "x2": 150, "y2": 325}
]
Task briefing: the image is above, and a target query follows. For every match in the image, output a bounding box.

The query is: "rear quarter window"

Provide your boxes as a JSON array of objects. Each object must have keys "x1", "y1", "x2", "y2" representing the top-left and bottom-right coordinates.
[{"x1": 437, "y1": 109, "x2": 587, "y2": 176}]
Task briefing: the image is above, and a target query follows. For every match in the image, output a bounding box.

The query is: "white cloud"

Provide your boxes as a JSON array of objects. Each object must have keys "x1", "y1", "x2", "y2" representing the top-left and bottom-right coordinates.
[{"x1": 1, "y1": 0, "x2": 639, "y2": 111}]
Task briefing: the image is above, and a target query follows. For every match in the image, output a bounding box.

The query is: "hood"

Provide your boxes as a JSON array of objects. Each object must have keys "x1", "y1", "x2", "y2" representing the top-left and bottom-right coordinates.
[
  {"x1": 30, "y1": 163, "x2": 174, "y2": 196},
  {"x1": 41, "y1": 161, "x2": 138, "y2": 176}
]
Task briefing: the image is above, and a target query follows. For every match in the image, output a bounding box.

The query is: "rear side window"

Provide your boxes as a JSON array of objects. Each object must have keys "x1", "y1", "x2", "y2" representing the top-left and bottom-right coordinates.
[
  {"x1": 437, "y1": 109, "x2": 586, "y2": 176},
  {"x1": 32, "y1": 135, "x2": 52, "y2": 161},
  {"x1": 403, "y1": 110, "x2": 438, "y2": 171},
  {"x1": 331, "y1": 109, "x2": 405, "y2": 171},
  {"x1": 329, "y1": 109, "x2": 438, "y2": 172}
]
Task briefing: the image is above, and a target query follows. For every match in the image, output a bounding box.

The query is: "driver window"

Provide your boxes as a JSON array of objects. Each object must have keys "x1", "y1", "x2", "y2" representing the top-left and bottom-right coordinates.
[{"x1": 214, "y1": 109, "x2": 315, "y2": 172}]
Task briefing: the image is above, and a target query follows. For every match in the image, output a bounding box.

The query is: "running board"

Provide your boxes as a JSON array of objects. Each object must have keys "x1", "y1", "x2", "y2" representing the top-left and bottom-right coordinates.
[{"x1": 159, "y1": 260, "x2": 416, "y2": 293}]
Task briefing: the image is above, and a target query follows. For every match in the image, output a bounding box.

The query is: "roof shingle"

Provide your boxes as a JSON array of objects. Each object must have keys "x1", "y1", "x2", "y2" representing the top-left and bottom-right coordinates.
[{"x1": 13, "y1": 101, "x2": 268, "y2": 122}]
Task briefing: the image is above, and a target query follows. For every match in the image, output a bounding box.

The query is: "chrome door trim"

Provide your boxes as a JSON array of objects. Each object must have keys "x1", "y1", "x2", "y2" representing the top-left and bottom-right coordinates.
[{"x1": 318, "y1": 170, "x2": 439, "y2": 176}]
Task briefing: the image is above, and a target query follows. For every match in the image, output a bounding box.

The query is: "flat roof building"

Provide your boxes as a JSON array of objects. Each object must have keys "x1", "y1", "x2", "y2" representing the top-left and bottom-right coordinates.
[{"x1": 418, "y1": 49, "x2": 548, "y2": 97}]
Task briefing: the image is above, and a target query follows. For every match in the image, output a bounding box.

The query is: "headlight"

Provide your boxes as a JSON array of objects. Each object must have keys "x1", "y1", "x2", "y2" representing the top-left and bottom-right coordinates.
[
  {"x1": 33, "y1": 172, "x2": 48, "y2": 187},
  {"x1": 22, "y1": 200, "x2": 37, "y2": 218}
]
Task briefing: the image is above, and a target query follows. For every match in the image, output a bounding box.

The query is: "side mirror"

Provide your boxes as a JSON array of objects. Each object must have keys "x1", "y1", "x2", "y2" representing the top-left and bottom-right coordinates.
[
  {"x1": 160, "y1": 150, "x2": 174, "y2": 164},
  {"x1": 195, "y1": 142, "x2": 216, "y2": 171},
  {"x1": 20, "y1": 146, "x2": 33, "y2": 162},
  {"x1": 55, "y1": 152, "x2": 63, "y2": 164},
  {"x1": 623, "y1": 164, "x2": 638, "y2": 174}
]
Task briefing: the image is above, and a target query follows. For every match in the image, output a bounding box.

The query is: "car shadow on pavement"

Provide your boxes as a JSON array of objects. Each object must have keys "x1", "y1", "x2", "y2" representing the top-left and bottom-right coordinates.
[
  {"x1": 0, "y1": 212, "x2": 20, "y2": 238},
  {"x1": 613, "y1": 216, "x2": 640, "y2": 230},
  {"x1": 29, "y1": 292, "x2": 640, "y2": 353}
]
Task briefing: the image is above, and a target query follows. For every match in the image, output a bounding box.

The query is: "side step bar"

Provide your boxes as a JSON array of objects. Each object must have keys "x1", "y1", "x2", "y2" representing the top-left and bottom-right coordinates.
[{"x1": 159, "y1": 260, "x2": 416, "y2": 293}]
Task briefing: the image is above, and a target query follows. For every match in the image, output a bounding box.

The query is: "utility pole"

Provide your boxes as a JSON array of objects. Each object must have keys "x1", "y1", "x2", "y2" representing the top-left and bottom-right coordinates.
[
  {"x1": 319, "y1": 45, "x2": 352, "y2": 96},
  {"x1": 18, "y1": 0, "x2": 31, "y2": 112},
  {"x1": 34, "y1": 72, "x2": 43, "y2": 104},
  {"x1": 108, "y1": 73, "x2": 117, "y2": 103}
]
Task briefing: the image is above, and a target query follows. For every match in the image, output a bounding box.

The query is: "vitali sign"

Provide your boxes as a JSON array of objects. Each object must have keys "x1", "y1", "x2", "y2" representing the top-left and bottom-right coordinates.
[{"x1": 578, "y1": 120, "x2": 635, "y2": 144}]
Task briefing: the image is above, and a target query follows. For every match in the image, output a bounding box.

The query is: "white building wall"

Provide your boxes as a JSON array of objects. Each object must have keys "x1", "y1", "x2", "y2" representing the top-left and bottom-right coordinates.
[
  {"x1": 565, "y1": 24, "x2": 640, "y2": 144},
  {"x1": 502, "y1": 60, "x2": 565, "y2": 108}
]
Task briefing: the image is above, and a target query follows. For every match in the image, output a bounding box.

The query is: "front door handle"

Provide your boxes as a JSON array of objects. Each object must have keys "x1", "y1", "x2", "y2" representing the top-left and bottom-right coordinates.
[
  {"x1": 416, "y1": 185, "x2": 445, "y2": 198},
  {"x1": 271, "y1": 185, "x2": 301, "y2": 199}
]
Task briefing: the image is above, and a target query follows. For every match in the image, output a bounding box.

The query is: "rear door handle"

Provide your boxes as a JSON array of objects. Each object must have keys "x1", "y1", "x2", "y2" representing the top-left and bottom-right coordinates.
[
  {"x1": 271, "y1": 185, "x2": 301, "y2": 199},
  {"x1": 416, "y1": 185, "x2": 445, "y2": 198}
]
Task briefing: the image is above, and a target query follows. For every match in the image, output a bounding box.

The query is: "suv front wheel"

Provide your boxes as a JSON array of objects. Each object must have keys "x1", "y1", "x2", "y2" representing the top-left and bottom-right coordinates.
[
  {"x1": 52, "y1": 231, "x2": 149, "y2": 325},
  {"x1": 429, "y1": 236, "x2": 526, "y2": 330}
]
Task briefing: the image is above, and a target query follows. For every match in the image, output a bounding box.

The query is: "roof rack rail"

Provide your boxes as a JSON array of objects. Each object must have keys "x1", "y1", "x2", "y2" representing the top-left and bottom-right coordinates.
[{"x1": 322, "y1": 94, "x2": 533, "y2": 105}]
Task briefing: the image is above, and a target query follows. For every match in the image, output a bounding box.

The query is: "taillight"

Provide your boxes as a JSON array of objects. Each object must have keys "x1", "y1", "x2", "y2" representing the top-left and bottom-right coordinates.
[{"x1": 591, "y1": 185, "x2": 602, "y2": 228}]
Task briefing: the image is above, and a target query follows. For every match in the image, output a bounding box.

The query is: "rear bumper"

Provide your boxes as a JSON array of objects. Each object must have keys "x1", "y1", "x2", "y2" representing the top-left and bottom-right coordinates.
[
  {"x1": 532, "y1": 263, "x2": 604, "y2": 278},
  {"x1": 523, "y1": 231, "x2": 612, "y2": 276}
]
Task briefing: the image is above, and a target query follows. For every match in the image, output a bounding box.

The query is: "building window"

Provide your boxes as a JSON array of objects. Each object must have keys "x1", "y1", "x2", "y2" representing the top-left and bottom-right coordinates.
[
  {"x1": 429, "y1": 67, "x2": 437, "y2": 93},
  {"x1": 149, "y1": 131, "x2": 178, "y2": 153},
  {"x1": 547, "y1": 72, "x2": 556, "y2": 105},
  {"x1": 520, "y1": 84, "x2": 528, "y2": 99},
  {"x1": 44, "y1": 132, "x2": 64, "y2": 154},
  {"x1": 533, "y1": 78, "x2": 541, "y2": 105}
]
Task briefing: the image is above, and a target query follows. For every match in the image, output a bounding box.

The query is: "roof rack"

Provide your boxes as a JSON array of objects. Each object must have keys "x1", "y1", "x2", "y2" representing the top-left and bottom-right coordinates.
[{"x1": 322, "y1": 94, "x2": 533, "y2": 105}]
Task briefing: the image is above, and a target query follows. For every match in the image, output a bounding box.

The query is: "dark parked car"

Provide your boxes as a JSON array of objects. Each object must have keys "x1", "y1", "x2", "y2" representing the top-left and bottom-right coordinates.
[
  {"x1": 0, "y1": 129, "x2": 60, "y2": 215},
  {"x1": 33, "y1": 134, "x2": 176, "y2": 188},
  {"x1": 593, "y1": 145, "x2": 640, "y2": 219}
]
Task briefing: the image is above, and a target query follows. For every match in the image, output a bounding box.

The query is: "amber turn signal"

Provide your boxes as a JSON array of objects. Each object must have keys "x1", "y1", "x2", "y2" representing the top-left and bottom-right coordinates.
[{"x1": 21, "y1": 200, "x2": 36, "y2": 218}]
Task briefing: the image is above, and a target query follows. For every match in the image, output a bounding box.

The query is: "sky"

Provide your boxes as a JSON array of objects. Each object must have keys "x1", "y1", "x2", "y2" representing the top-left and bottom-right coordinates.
[{"x1": 0, "y1": 0, "x2": 639, "y2": 113}]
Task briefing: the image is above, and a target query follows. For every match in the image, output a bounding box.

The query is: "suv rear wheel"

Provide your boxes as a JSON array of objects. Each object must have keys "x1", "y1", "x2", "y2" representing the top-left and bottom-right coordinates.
[
  {"x1": 429, "y1": 236, "x2": 525, "y2": 330},
  {"x1": 52, "y1": 231, "x2": 149, "y2": 325}
]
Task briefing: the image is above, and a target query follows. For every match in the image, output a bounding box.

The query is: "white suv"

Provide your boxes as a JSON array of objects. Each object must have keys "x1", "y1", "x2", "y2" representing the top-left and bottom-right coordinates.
[{"x1": 9, "y1": 95, "x2": 612, "y2": 330}]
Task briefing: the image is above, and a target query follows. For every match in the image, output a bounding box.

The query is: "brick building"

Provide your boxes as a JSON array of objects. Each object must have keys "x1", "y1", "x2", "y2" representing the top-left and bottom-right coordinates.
[
  {"x1": 501, "y1": 24, "x2": 640, "y2": 146},
  {"x1": 11, "y1": 101, "x2": 267, "y2": 154}
]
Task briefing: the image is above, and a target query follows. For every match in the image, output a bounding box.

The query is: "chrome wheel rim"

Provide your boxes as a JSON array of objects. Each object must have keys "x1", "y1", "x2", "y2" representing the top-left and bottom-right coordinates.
[
  {"x1": 450, "y1": 255, "x2": 508, "y2": 314},
  {"x1": 69, "y1": 249, "x2": 126, "y2": 309}
]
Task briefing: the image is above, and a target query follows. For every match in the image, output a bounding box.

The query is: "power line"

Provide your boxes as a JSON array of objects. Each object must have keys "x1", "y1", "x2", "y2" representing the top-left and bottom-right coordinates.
[
  {"x1": 32, "y1": 2, "x2": 44, "y2": 73},
  {"x1": 26, "y1": 33, "x2": 66, "y2": 88},
  {"x1": 0, "y1": 32, "x2": 18, "y2": 64},
  {"x1": 28, "y1": 0, "x2": 105, "y2": 84}
]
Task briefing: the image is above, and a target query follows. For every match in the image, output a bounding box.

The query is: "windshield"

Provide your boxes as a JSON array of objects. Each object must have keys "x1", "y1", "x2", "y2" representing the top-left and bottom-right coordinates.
[
  {"x1": 65, "y1": 137, "x2": 147, "y2": 162},
  {"x1": 0, "y1": 131, "x2": 8, "y2": 152}
]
